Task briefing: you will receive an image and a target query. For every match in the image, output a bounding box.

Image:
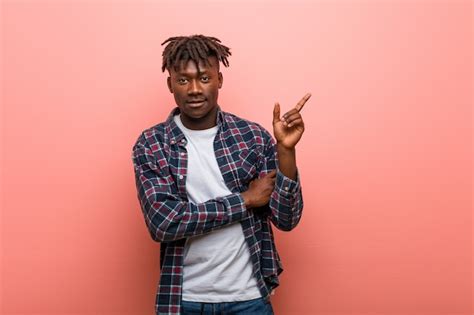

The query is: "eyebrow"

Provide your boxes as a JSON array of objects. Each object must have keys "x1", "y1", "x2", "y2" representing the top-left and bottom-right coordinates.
[{"x1": 177, "y1": 70, "x2": 210, "y2": 75}]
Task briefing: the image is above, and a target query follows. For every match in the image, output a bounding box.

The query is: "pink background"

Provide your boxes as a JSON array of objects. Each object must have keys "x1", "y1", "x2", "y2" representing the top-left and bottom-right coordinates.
[{"x1": 1, "y1": 0, "x2": 472, "y2": 314}]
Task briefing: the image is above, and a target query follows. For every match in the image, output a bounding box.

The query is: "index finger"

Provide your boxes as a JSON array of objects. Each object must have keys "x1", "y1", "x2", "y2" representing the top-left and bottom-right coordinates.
[{"x1": 295, "y1": 93, "x2": 312, "y2": 112}]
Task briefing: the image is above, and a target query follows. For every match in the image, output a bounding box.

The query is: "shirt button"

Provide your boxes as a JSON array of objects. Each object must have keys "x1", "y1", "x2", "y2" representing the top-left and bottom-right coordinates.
[
  {"x1": 170, "y1": 139, "x2": 176, "y2": 145},
  {"x1": 181, "y1": 139, "x2": 186, "y2": 144},
  {"x1": 284, "y1": 186, "x2": 289, "y2": 191},
  {"x1": 179, "y1": 175, "x2": 184, "y2": 180},
  {"x1": 180, "y1": 152, "x2": 185, "y2": 157}
]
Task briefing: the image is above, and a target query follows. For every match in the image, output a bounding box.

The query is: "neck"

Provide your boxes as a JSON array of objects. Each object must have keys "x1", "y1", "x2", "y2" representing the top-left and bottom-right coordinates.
[{"x1": 180, "y1": 106, "x2": 219, "y2": 130}]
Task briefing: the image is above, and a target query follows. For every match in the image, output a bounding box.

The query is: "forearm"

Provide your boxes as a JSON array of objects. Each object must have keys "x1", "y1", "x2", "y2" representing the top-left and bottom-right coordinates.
[
  {"x1": 264, "y1": 143, "x2": 303, "y2": 231},
  {"x1": 254, "y1": 133, "x2": 303, "y2": 231},
  {"x1": 268, "y1": 168, "x2": 303, "y2": 231},
  {"x1": 140, "y1": 192, "x2": 248, "y2": 242}
]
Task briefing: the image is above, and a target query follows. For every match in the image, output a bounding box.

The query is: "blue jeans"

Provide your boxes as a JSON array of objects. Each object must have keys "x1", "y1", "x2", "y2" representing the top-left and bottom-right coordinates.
[{"x1": 181, "y1": 296, "x2": 274, "y2": 314}]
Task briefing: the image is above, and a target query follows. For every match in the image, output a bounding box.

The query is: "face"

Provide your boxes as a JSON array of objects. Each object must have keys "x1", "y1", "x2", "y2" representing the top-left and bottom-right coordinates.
[{"x1": 167, "y1": 56, "x2": 223, "y2": 130}]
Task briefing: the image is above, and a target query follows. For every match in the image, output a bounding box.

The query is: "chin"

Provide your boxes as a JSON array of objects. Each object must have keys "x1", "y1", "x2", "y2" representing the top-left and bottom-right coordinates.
[{"x1": 178, "y1": 109, "x2": 204, "y2": 120}]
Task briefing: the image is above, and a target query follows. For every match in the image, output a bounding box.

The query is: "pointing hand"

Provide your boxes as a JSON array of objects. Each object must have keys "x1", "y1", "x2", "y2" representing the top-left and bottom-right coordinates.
[{"x1": 272, "y1": 93, "x2": 311, "y2": 149}]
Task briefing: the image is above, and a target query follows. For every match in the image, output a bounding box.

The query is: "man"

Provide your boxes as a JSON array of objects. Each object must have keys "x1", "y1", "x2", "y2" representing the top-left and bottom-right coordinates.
[{"x1": 132, "y1": 34, "x2": 310, "y2": 315}]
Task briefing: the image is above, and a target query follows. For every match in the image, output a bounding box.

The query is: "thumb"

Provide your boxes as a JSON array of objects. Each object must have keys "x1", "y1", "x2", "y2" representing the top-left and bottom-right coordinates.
[
  {"x1": 266, "y1": 169, "x2": 277, "y2": 177},
  {"x1": 273, "y1": 102, "x2": 280, "y2": 124}
]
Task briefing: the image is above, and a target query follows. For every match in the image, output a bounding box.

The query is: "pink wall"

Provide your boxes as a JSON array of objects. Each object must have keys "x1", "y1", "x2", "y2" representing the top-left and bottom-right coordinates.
[{"x1": 1, "y1": 0, "x2": 472, "y2": 314}]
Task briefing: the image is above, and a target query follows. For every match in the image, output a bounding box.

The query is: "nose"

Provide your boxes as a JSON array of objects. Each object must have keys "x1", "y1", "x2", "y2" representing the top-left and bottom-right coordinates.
[{"x1": 188, "y1": 79, "x2": 202, "y2": 95}]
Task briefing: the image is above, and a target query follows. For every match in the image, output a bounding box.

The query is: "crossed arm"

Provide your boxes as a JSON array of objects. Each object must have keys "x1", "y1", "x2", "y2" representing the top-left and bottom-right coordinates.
[{"x1": 132, "y1": 93, "x2": 310, "y2": 242}]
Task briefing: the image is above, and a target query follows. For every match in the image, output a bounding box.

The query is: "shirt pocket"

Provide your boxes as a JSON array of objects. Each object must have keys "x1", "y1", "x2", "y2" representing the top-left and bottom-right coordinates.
[{"x1": 237, "y1": 149, "x2": 260, "y2": 185}]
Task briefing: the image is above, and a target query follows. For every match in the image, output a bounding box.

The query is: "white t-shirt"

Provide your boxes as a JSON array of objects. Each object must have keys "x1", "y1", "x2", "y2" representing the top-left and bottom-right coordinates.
[{"x1": 173, "y1": 114, "x2": 262, "y2": 302}]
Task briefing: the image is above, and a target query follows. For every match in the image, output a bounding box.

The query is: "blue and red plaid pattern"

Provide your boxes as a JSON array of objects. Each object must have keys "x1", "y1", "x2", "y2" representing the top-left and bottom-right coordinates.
[{"x1": 131, "y1": 106, "x2": 303, "y2": 315}]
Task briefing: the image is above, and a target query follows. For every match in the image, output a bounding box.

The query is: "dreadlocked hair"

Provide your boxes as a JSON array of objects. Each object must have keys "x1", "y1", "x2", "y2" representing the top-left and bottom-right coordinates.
[{"x1": 161, "y1": 34, "x2": 231, "y2": 73}]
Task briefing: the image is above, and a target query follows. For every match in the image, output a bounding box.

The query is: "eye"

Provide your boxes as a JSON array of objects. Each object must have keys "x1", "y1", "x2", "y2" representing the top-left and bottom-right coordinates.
[
  {"x1": 178, "y1": 78, "x2": 188, "y2": 84},
  {"x1": 201, "y1": 76, "x2": 210, "y2": 82}
]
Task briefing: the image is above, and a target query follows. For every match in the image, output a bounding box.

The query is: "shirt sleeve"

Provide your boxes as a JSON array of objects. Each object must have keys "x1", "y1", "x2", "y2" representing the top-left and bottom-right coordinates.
[
  {"x1": 131, "y1": 135, "x2": 248, "y2": 243},
  {"x1": 261, "y1": 130, "x2": 304, "y2": 231}
]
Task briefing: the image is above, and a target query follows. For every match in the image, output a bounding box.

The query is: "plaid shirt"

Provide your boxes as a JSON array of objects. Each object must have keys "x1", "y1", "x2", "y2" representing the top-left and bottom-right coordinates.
[{"x1": 131, "y1": 106, "x2": 303, "y2": 315}]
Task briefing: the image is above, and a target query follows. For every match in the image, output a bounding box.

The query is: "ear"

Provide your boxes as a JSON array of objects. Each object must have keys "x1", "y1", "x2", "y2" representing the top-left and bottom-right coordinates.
[
  {"x1": 167, "y1": 76, "x2": 173, "y2": 93},
  {"x1": 218, "y1": 72, "x2": 223, "y2": 89}
]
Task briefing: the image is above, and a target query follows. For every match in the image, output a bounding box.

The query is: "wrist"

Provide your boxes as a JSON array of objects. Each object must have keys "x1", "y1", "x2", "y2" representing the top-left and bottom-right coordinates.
[
  {"x1": 240, "y1": 191, "x2": 253, "y2": 208},
  {"x1": 276, "y1": 143, "x2": 297, "y2": 180},
  {"x1": 277, "y1": 143, "x2": 296, "y2": 154}
]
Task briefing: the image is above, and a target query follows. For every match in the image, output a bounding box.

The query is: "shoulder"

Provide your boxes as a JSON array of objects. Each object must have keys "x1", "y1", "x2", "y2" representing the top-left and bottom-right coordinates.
[
  {"x1": 132, "y1": 121, "x2": 169, "y2": 152},
  {"x1": 222, "y1": 110, "x2": 274, "y2": 145}
]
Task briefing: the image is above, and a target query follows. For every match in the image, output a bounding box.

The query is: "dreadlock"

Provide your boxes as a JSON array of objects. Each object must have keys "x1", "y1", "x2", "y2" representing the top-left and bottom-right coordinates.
[{"x1": 161, "y1": 34, "x2": 231, "y2": 73}]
